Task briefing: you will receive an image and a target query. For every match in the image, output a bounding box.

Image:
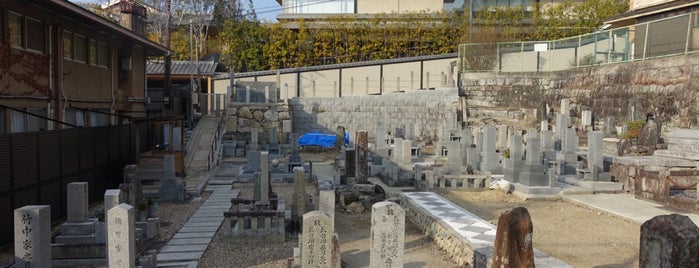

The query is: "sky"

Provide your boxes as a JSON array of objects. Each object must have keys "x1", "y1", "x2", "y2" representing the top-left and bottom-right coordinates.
[{"x1": 70, "y1": 0, "x2": 283, "y2": 22}]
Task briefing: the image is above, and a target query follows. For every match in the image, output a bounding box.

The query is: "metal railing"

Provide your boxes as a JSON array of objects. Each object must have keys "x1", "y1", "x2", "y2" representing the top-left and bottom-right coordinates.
[{"x1": 459, "y1": 11, "x2": 698, "y2": 73}]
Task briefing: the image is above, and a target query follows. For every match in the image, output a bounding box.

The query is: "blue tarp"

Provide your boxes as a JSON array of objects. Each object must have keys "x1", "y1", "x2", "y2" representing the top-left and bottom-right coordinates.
[{"x1": 298, "y1": 132, "x2": 337, "y2": 148}]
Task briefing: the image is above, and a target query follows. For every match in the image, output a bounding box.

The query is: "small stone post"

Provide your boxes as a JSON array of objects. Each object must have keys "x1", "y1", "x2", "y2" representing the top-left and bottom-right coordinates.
[{"x1": 14, "y1": 205, "x2": 51, "y2": 268}]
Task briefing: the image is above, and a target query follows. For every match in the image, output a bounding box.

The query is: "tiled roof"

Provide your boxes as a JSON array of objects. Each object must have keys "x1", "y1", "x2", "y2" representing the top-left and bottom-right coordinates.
[{"x1": 147, "y1": 60, "x2": 218, "y2": 76}]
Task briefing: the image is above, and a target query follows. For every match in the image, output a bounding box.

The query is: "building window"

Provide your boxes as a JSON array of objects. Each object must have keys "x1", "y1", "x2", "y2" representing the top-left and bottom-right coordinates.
[
  {"x1": 64, "y1": 109, "x2": 85, "y2": 128},
  {"x1": 90, "y1": 110, "x2": 110, "y2": 126},
  {"x1": 8, "y1": 12, "x2": 45, "y2": 53},
  {"x1": 8, "y1": 12, "x2": 23, "y2": 47},
  {"x1": 98, "y1": 42, "x2": 110, "y2": 67},
  {"x1": 89, "y1": 39, "x2": 98, "y2": 65},
  {"x1": 9, "y1": 108, "x2": 46, "y2": 133},
  {"x1": 26, "y1": 18, "x2": 44, "y2": 52},
  {"x1": 74, "y1": 34, "x2": 87, "y2": 62},
  {"x1": 63, "y1": 31, "x2": 73, "y2": 59}
]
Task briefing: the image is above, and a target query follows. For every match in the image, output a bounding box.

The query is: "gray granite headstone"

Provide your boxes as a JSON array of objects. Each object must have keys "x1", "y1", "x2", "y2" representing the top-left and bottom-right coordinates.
[
  {"x1": 67, "y1": 182, "x2": 89, "y2": 223},
  {"x1": 480, "y1": 125, "x2": 502, "y2": 174},
  {"x1": 370, "y1": 201, "x2": 405, "y2": 268},
  {"x1": 104, "y1": 189, "x2": 123, "y2": 223},
  {"x1": 14, "y1": 205, "x2": 51, "y2": 268},
  {"x1": 261, "y1": 151, "x2": 270, "y2": 202},
  {"x1": 393, "y1": 138, "x2": 403, "y2": 162},
  {"x1": 401, "y1": 139, "x2": 412, "y2": 164},
  {"x1": 587, "y1": 131, "x2": 604, "y2": 181},
  {"x1": 158, "y1": 155, "x2": 183, "y2": 201},
  {"x1": 319, "y1": 190, "x2": 335, "y2": 229},
  {"x1": 503, "y1": 135, "x2": 523, "y2": 183},
  {"x1": 107, "y1": 204, "x2": 135, "y2": 268},
  {"x1": 250, "y1": 128, "x2": 259, "y2": 151},
  {"x1": 294, "y1": 167, "x2": 306, "y2": 217}
]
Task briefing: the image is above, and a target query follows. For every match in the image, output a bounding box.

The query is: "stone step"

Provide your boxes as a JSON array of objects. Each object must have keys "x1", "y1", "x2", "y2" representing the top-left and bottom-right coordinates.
[
  {"x1": 665, "y1": 136, "x2": 699, "y2": 147},
  {"x1": 668, "y1": 129, "x2": 699, "y2": 139},
  {"x1": 653, "y1": 149, "x2": 699, "y2": 160}
]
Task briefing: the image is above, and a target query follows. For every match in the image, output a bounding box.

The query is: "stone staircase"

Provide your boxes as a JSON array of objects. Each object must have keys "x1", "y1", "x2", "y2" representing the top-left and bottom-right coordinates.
[{"x1": 653, "y1": 130, "x2": 699, "y2": 160}]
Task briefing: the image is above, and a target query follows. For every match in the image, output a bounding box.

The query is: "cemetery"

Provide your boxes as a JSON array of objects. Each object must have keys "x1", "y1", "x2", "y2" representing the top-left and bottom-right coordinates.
[{"x1": 7, "y1": 8, "x2": 699, "y2": 268}]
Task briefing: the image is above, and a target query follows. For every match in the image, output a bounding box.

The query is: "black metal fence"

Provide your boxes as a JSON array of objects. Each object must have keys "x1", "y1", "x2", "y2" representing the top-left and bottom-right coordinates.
[{"x1": 0, "y1": 124, "x2": 136, "y2": 247}]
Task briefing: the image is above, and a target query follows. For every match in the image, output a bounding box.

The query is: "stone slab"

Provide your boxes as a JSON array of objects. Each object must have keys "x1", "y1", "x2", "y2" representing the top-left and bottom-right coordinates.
[
  {"x1": 183, "y1": 221, "x2": 222, "y2": 228},
  {"x1": 167, "y1": 238, "x2": 212, "y2": 245},
  {"x1": 172, "y1": 232, "x2": 216, "y2": 239},
  {"x1": 160, "y1": 244, "x2": 209, "y2": 253},
  {"x1": 157, "y1": 251, "x2": 204, "y2": 262},
  {"x1": 178, "y1": 226, "x2": 220, "y2": 233}
]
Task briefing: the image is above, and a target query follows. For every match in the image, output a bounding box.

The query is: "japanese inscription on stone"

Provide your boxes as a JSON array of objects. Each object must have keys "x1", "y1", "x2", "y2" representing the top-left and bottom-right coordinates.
[{"x1": 370, "y1": 201, "x2": 405, "y2": 268}]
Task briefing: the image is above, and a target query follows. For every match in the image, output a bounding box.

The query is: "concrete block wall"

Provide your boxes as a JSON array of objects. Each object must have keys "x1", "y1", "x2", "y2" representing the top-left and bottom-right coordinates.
[{"x1": 290, "y1": 88, "x2": 460, "y2": 143}]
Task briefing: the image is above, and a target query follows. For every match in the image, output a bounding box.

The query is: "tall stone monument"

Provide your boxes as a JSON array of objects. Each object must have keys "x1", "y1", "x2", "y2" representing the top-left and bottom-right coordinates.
[
  {"x1": 370, "y1": 201, "x2": 405, "y2": 268},
  {"x1": 107, "y1": 204, "x2": 136, "y2": 268}
]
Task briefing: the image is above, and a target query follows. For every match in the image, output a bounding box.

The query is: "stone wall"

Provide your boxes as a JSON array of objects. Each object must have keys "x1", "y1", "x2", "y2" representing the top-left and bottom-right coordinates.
[
  {"x1": 290, "y1": 88, "x2": 461, "y2": 144},
  {"x1": 225, "y1": 103, "x2": 292, "y2": 141},
  {"x1": 462, "y1": 53, "x2": 699, "y2": 129}
]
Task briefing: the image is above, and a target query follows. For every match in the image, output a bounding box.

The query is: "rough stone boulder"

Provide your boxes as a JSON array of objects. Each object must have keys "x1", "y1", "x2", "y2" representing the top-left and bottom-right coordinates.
[
  {"x1": 237, "y1": 107, "x2": 253, "y2": 119},
  {"x1": 640, "y1": 214, "x2": 699, "y2": 267}
]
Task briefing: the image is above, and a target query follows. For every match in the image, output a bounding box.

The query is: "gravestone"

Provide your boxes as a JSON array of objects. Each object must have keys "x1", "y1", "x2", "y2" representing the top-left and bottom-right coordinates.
[
  {"x1": 250, "y1": 128, "x2": 259, "y2": 151},
  {"x1": 302, "y1": 211, "x2": 335, "y2": 268},
  {"x1": 497, "y1": 125, "x2": 508, "y2": 148},
  {"x1": 260, "y1": 151, "x2": 270, "y2": 202},
  {"x1": 424, "y1": 170, "x2": 435, "y2": 189},
  {"x1": 503, "y1": 135, "x2": 524, "y2": 183},
  {"x1": 159, "y1": 155, "x2": 184, "y2": 201},
  {"x1": 67, "y1": 182, "x2": 89, "y2": 223},
  {"x1": 393, "y1": 138, "x2": 403, "y2": 162},
  {"x1": 253, "y1": 172, "x2": 261, "y2": 200},
  {"x1": 294, "y1": 167, "x2": 306, "y2": 217},
  {"x1": 356, "y1": 130, "x2": 369, "y2": 184},
  {"x1": 541, "y1": 120, "x2": 549, "y2": 131},
  {"x1": 123, "y1": 164, "x2": 142, "y2": 204},
  {"x1": 604, "y1": 116, "x2": 615, "y2": 134},
  {"x1": 480, "y1": 125, "x2": 502, "y2": 174},
  {"x1": 640, "y1": 214, "x2": 699, "y2": 267},
  {"x1": 335, "y1": 126, "x2": 346, "y2": 151},
  {"x1": 446, "y1": 141, "x2": 462, "y2": 168},
  {"x1": 104, "y1": 189, "x2": 123, "y2": 215},
  {"x1": 107, "y1": 204, "x2": 135, "y2": 268},
  {"x1": 14, "y1": 205, "x2": 51, "y2": 268},
  {"x1": 560, "y1": 98, "x2": 570, "y2": 115},
  {"x1": 344, "y1": 148, "x2": 356, "y2": 183},
  {"x1": 492, "y1": 207, "x2": 535, "y2": 268},
  {"x1": 401, "y1": 139, "x2": 412, "y2": 164},
  {"x1": 556, "y1": 128, "x2": 578, "y2": 175},
  {"x1": 268, "y1": 127, "x2": 281, "y2": 156},
  {"x1": 555, "y1": 115, "x2": 568, "y2": 151},
  {"x1": 638, "y1": 119, "x2": 660, "y2": 149},
  {"x1": 370, "y1": 201, "x2": 405, "y2": 268},
  {"x1": 319, "y1": 190, "x2": 335, "y2": 229},
  {"x1": 519, "y1": 137, "x2": 548, "y2": 186},
  {"x1": 587, "y1": 131, "x2": 605, "y2": 181},
  {"x1": 581, "y1": 110, "x2": 592, "y2": 128}
]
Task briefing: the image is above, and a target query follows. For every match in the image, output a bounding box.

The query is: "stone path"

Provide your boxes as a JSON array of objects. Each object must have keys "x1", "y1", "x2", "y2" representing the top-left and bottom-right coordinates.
[
  {"x1": 156, "y1": 174, "x2": 239, "y2": 268},
  {"x1": 403, "y1": 192, "x2": 571, "y2": 268}
]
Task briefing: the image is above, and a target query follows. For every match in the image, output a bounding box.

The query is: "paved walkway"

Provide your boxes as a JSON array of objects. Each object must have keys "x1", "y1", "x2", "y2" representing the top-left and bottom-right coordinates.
[
  {"x1": 563, "y1": 193, "x2": 699, "y2": 225},
  {"x1": 156, "y1": 168, "x2": 239, "y2": 267},
  {"x1": 183, "y1": 115, "x2": 223, "y2": 196},
  {"x1": 404, "y1": 192, "x2": 572, "y2": 267}
]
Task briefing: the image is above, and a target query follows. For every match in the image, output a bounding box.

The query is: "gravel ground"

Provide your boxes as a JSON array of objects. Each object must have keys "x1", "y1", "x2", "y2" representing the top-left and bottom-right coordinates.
[
  {"x1": 0, "y1": 182, "x2": 640, "y2": 268},
  {"x1": 438, "y1": 189, "x2": 641, "y2": 267}
]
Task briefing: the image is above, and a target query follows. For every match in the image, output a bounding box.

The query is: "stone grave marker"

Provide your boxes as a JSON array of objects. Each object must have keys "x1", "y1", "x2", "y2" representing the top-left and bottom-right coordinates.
[
  {"x1": 261, "y1": 151, "x2": 270, "y2": 202},
  {"x1": 480, "y1": 125, "x2": 502, "y2": 174},
  {"x1": 356, "y1": 130, "x2": 369, "y2": 183},
  {"x1": 14, "y1": 205, "x2": 51, "y2": 268},
  {"x1": 294, "y1": 167, "x2": 306, "y2": 217},
  {"x1": 492, "y1": 207, "x2": 534, "y2": 268},
  {"x1": 640, "y1": 214, "x2": 699, "y2": 267},
  {"x1": 250, "y1": 128, "x2": 259, "y2": 151},
  {"x1": 370, "y1": 201, "x2": 405, "y2": 268},
  {"x1": 67, "y1": 182, "x2": 89, "y2": 223},
  {"x1": 123, "y1": 164, "x2": 142, "y2": 204},
  {"x1": 107, "y1": 204, "x2": 135, "y2": 268},
  {"x1": 344, "y1": 148, "x2": 356, "y2": 183},
  {"x1": 159, "y1": 154, "x2": 184, "y2": 201},
  {"x1": 319, "y1": 190, "x2": 335, "y2": 228},
  {"x1": 301, "y1": 211, "x2": 334, "y2": 268},
  {"x1": 104, "y1": 189, "x2": 123, "y2": 222}
]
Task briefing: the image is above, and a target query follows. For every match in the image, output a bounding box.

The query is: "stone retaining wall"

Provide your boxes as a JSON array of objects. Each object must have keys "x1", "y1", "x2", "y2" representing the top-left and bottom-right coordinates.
[
  {"x1": 290, "y1": 88, "x2": 461, "y2": 144},
  {"x1": 462, "y1": 53, "x2": 699, "y2": 129}
]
